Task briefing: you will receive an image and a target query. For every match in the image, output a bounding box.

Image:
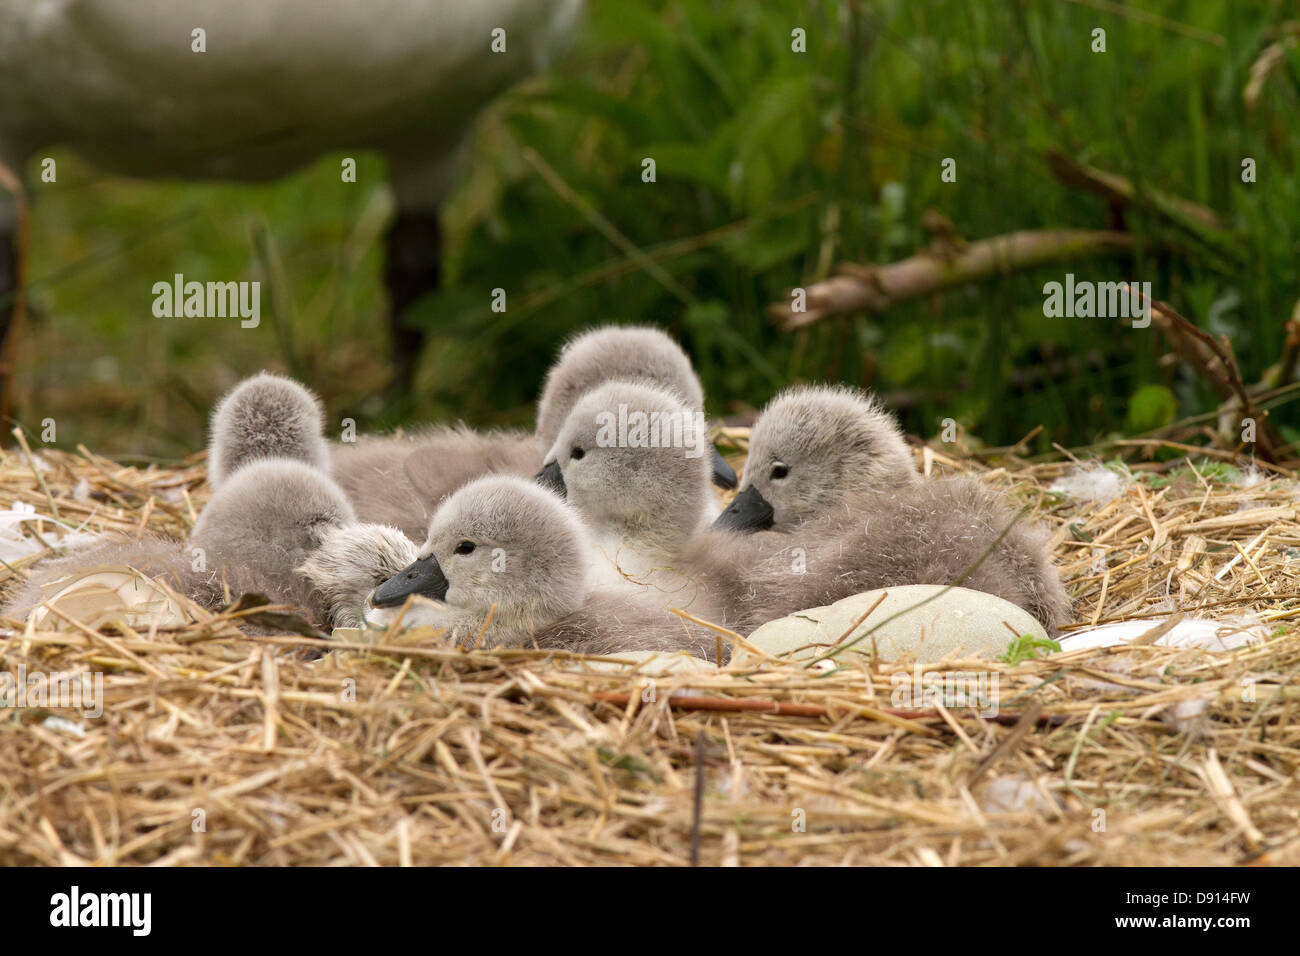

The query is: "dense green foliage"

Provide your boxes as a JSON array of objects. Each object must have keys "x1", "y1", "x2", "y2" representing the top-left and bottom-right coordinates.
[{"x1": 19, "y1": 0, "x2": 1300, "y2": 457}]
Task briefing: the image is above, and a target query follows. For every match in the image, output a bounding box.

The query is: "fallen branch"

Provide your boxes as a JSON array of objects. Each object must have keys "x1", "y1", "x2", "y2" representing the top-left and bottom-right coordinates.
[
  {"x1": 1124, "y1": 285, "x2": 1286, "y2": 463},
  {"x1": 770, "y1": 228, "x2": 1134, "y2": 330}
]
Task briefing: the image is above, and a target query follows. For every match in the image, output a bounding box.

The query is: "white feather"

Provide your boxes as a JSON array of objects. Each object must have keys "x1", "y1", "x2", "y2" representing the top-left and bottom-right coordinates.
[
  {"x1": 0, "y1": 507, "x2": 104, "y2": 565},
  {"x1": 1050, "y1": 462, "x2": 1126, "y2": 503},
  {"x1": 1060, "y1": 616, "x2": 1267, "y2": 652}
]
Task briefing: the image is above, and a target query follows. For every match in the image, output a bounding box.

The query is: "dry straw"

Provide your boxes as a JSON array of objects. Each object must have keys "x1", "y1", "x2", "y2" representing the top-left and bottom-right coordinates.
[{"x1": 1, "y1": 436, "x2": 1298, "y2": 866}]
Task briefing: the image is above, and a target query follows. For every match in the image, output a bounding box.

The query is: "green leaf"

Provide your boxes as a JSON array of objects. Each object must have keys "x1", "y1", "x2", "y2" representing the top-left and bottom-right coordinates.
[
  {"x1": 1126, "y1": 384, "x2": 1178, "y2": 433},
  {"x1": 997, "y1": 634, "x2": 1062, "y2": 664}
]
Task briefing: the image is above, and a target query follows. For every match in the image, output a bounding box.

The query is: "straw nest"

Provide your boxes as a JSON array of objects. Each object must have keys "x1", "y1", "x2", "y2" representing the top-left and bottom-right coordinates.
[{"x1": 1, "y1": 432, "x2": 1298, "y2": 867}]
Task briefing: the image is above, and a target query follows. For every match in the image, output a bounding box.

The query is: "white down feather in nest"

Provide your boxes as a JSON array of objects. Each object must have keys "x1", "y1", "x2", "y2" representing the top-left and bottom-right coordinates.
[
  {"x1": 1059, "y1": 614, "x2": 1269, "y2": 652},
  {"x1": 0, "y1": 504, "x2": 105, "y2": 566},
  {"x1": 1049, "y1": 462, "x2": 1127, "y2": 503}
]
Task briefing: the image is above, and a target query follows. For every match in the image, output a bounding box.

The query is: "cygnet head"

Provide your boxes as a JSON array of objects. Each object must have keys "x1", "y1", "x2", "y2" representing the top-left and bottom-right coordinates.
[
  {"x1": 190, "y1": 459, "x2": 356, "y2": 608},
  {"x1": 371, "y1": 476, "x2": 589, "y2": 647},
  {"x1": 208, "y1": 372, "x2": 329, "y2": 488},
  {"x1": 535, "y1": 380, "x2": 712, "y2": 551},
  {"x1": 535, "y1": 325, "x2": 736, "y2": 489},
  {"x1": 715, "y1": 385, "x2": 918, "y2": 533}
]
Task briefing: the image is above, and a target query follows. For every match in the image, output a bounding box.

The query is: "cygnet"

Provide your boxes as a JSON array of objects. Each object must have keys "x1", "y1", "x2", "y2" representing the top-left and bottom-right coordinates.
[
  {"x1": 207, "y1": 372, "x2": 331, "y2": 488},
  {"x1": 369, "y1": 475, "x2": 724, "y2": 658},
  {"x1": 331, "y1": 324, "x2": 735, "y2": 539},
  {"x1": 534, "y1": 379, "x2": 718, "y2": 604},
  {"x1": 696, "y1": 479, "x2": 1071, "y2": 634},
  {"x1": 715, "y1": 384, "x2": 917, "y2": 532},
  {"x1": 13, "y1": 458, "x2": 420, "y2": 632}
]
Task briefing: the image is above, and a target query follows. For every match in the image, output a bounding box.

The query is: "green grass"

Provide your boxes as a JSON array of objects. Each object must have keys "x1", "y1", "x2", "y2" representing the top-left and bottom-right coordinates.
[
  {"x1": 15, "y1": 0, "x2": 1300, "y2": 458},
  {"x1": 998, "y1": 633, "x2": 1064, "y2": 665}
]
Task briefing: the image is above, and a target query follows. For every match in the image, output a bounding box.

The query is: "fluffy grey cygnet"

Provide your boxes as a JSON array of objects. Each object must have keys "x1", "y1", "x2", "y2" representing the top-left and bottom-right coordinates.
[
  {"x1": 189, "y1": 458, "x2": 359, "y2": 617},
  {"x1": 10, "y1": 459, "x2": 354, "y2": 621},
  {"x1": 332, "y1": 324, "x2": 735, "y2": 539},
  {"x1": 9, "y1": 458, "x2": 418, "y2": 630},
  {"x1": 701, "y1": 384, "x2": 1068, "y2": 631},
  {"x1": 207, "y1": 372, "x2": 331, "y2": 489},
  {"x1": 369, "y1": 475, "x2": 723, "y2": 658},
  {"x1": 535, "y1": 326, "x2": 704, "y2": 447},
  {"x1": 715, "y1": 384, "x2": 917, "y2": 532},
  {"x1": 194, "y1": 458, "x2": 420, "y2": 625},
  {"x1": 538, "y1": 379, "x2": 714, "y2": 591},
  {"x1": 695, "y1": 477, "x2": 1071, "y2": 635},
  {"x1": 536, "y1": 325, "x2": 736, "y2": 490}
]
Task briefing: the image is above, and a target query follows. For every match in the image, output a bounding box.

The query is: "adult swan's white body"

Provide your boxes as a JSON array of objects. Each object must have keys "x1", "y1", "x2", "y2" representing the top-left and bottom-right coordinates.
[{"x1": 0, "y1": 0, "x2": 584, "y2": 386}]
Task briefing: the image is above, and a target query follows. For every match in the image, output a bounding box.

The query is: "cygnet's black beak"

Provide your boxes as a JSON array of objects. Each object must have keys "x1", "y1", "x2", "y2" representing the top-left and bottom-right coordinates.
[
  {"x1": 372, "y1": 555, "x2": 449, "y2": 606},
  {"x1": 710, "y1": 446, "x2": 738, "y2": 490},
  {"x1": 712, "y1": 484, "x2": 775, "y2": 533},
  {"x1": 534, "y1": 460, "x2": 566, "y2": 497}
]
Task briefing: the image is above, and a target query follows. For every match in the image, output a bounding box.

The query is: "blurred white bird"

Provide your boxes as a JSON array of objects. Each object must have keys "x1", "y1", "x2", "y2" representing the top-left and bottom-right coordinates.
[{"x1": 0, "y1": 0, "x2": 585, "y2": 392}]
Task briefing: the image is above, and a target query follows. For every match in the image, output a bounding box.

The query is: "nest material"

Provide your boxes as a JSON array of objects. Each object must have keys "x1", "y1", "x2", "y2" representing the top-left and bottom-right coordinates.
[{"x1": 1, "y1": 439, "x2": 1298, "y2": 866}]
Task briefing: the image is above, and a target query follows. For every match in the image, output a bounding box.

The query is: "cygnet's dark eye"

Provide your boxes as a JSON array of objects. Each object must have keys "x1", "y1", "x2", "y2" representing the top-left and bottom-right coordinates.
[
  {"x1": 771, "y1": 464, "x2": 790, "y2": 480},
  {"x1": 454, "y1": 540, "x2": 476, "y2": 555},
  {"x1": 571, "y1": 446, "x2": 585, "y2": 461}
]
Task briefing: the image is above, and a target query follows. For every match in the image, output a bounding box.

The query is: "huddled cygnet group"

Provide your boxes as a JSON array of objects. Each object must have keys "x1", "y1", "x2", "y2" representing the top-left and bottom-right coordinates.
[{"x1": 11, "y1": 325, "x2": 1070, "y2": 660}]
